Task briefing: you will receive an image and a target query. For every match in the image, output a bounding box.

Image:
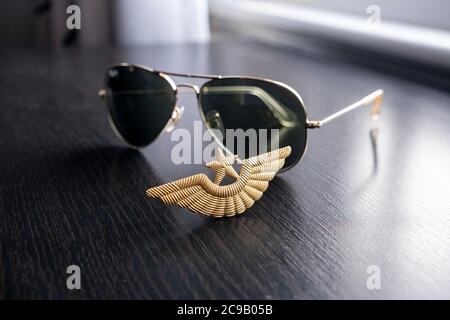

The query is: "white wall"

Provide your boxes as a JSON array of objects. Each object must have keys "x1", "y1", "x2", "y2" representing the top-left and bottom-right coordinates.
[{"x1": 114, "y1": 0, "x2": 210, "y2": 46}]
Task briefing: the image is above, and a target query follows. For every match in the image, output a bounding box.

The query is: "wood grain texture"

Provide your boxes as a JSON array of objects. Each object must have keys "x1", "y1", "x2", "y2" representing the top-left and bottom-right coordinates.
[{"x1": 0, "y1": 43, "x2": 449, "y2": 299}]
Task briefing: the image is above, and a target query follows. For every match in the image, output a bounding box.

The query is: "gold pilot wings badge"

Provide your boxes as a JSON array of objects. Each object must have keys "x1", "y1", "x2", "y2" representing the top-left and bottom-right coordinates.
[{"x1": 146, "y1": 146, "x2": 292, "y2": 217}]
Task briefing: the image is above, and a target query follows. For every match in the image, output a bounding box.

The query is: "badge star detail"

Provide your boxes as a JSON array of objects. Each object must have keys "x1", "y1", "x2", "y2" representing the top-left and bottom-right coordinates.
[{"x1": 146, "y1": 146, "x2": 292, "y2": 217}]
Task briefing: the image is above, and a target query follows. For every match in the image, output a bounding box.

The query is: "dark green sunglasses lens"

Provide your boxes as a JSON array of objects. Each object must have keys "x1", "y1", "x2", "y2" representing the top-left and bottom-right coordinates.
[
  {"x1": 199, "y1": 78, "x2": 307, "y2": 170},
  {"x1": 105, "y1": 65, "x2": 176, "y2": 147}
]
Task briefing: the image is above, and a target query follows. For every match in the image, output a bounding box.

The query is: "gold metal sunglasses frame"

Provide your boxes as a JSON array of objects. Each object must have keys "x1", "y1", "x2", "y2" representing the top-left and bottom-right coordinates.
[{"x1": 99, "y1": 63, "x2": 384, "y2": 172}]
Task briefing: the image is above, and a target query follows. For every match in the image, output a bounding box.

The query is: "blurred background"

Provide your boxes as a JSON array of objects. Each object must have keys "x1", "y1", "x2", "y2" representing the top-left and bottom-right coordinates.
[{"x1": 1, "y1": 0, "x2": 449, "y2": 74}]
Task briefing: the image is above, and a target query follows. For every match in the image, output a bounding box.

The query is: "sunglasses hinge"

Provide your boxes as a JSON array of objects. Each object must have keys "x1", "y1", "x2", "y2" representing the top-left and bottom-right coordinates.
[{"x1": 305, "y1": 120, "x2": 322, "y2": 129}]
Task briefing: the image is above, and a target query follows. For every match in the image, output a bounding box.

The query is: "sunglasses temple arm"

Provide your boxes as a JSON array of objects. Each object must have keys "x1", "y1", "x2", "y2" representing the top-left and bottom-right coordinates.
[{"x1": 306, "y1": 89, "x2": 384, "y2": 129}]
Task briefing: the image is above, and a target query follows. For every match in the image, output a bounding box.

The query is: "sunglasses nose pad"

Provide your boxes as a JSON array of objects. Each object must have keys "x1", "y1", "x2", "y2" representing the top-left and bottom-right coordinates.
[
  {"x1": 205, "y1": 110, "x2": 225, "y2": 137},
  {"x1": 165, "y1": 105, "x2": 184, "y2": 133}
]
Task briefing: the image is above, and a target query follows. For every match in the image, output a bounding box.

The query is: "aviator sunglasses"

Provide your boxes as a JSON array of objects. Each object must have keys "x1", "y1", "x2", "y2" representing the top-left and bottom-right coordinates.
[{"x1": 99, "y1": 64, "x2": 383, "y2": 172}]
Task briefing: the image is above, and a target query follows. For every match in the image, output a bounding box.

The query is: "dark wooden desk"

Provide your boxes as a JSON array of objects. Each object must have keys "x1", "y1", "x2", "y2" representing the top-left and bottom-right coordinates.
[{"x1": 1, "y1": 42, "x2": 449, "y2": 299}]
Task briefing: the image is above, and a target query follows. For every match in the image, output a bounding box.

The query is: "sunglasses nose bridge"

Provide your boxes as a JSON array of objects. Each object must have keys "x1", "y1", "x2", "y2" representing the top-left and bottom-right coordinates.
[{"x1": 176, "y1": 83, "x2": 200, "y2": 96}]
